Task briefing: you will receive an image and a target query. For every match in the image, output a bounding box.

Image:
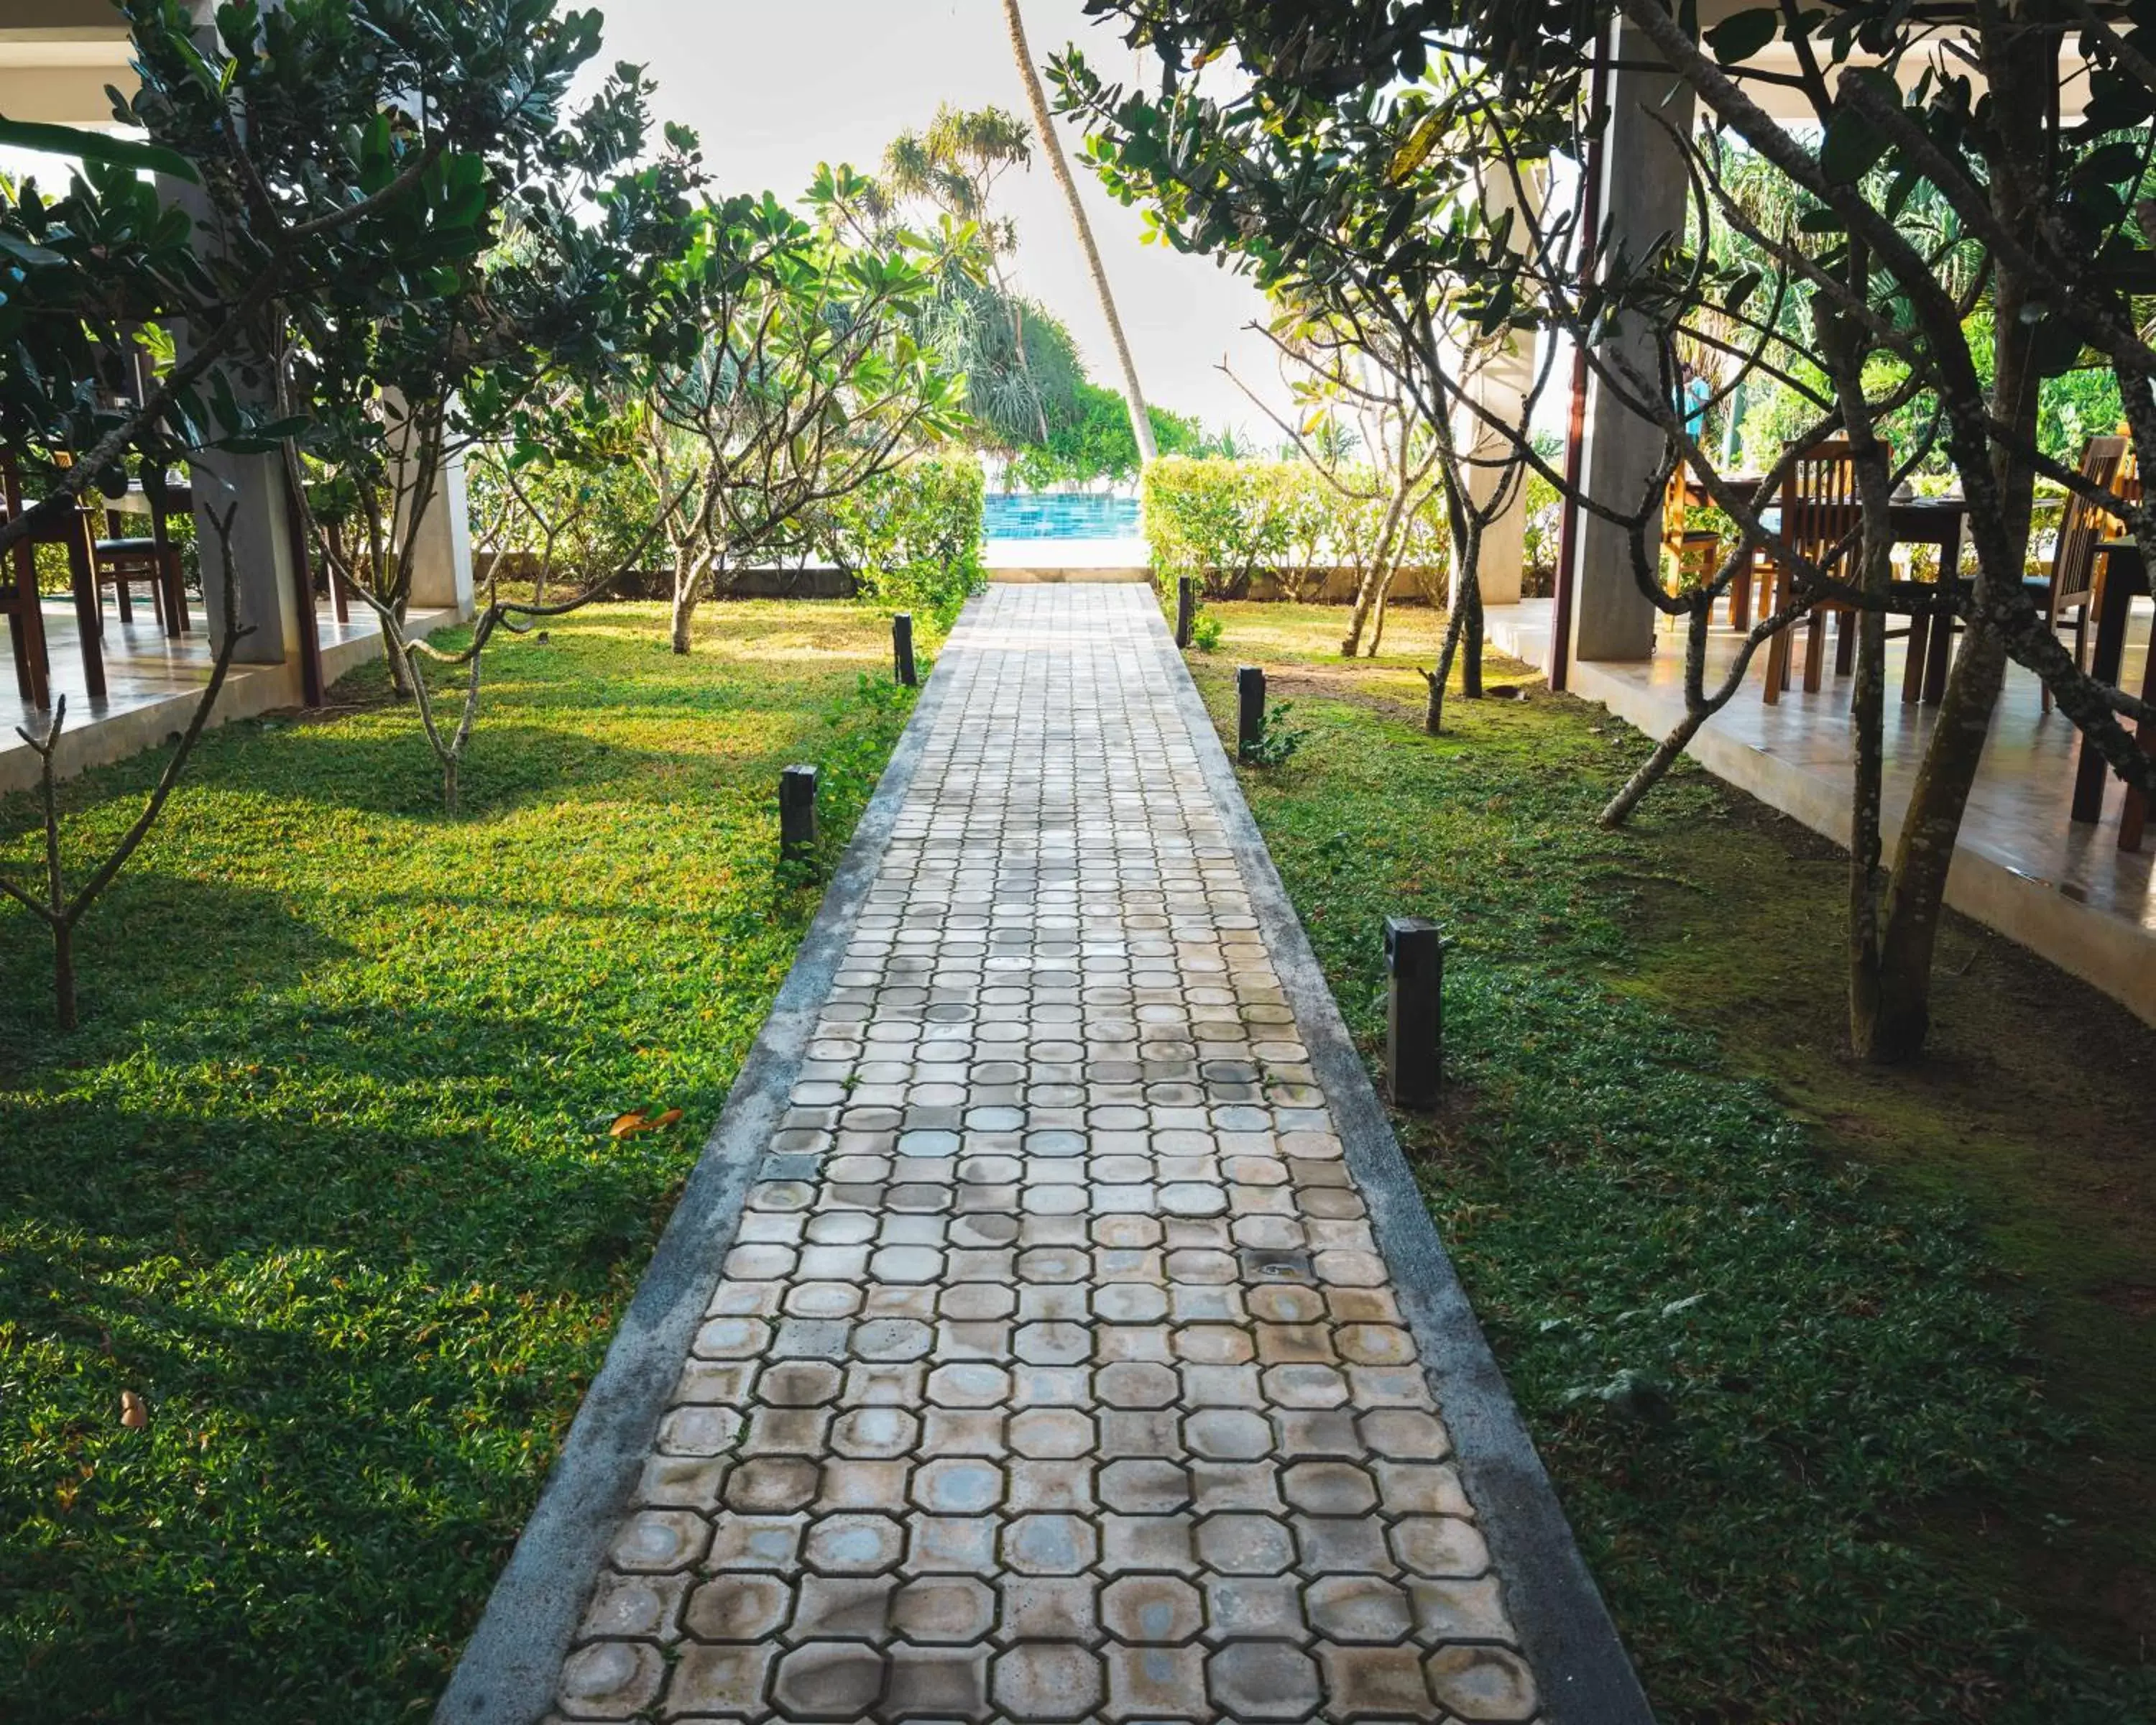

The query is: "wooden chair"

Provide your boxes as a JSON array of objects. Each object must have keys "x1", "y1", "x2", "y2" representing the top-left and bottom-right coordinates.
[
  {"x1": 1, "y1": 467, "x2": 50, "y2": 708},
  {"x1": 1662, "y1": 466, "x2": 1724, "y2": 622},
  {"x1": 0, "y1": 453, "x2": 103, "y2": 702},
  {"x1": 1761, "y1": 439, "x2": 1863, "y2": 704},
  {"x1": 93, "y1": 491, "x2": 188, "y2": 637},
  {"x1": 2035, "y1": 433, "x2": 2128, "y2": 714}
]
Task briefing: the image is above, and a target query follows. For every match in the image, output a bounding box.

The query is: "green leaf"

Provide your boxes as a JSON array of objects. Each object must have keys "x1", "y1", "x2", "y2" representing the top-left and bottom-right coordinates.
[
  {"x1": 0, "y1": 116, "x2": 199, "y2": 183},
  {"x1": 0, "y1": 230, "x2": 65, "y2": 267},
  {"x1": 1820, "y1": 105, "x2": 1888, "y2": 186},
  {"x1": 1705, "y1": 8, "x2": 1779, "y2": 64}
]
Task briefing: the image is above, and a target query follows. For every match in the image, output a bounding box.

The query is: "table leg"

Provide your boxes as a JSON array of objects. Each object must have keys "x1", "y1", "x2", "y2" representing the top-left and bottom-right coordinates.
[
  {"x1": 1921, "y1": 525, "x2": 1959, "y2": 705},
  {"x1": 2073, "y1": 551, "x2": 2136, "y2": 822},
  {"x1": 8, "y1": 528, "x2": 47, "y2": 709},
  {"x1": 2121, "y1": 615, "x2": 2156, "y2": 851},
  {"x1": 153, "y1": 504, "x2": 186, "y2": 636},
  {"x1": 66, "y1": 507, "x2": 106, "y2": 702},
  {"x1": 1902, "y1": 607, "x2": 1930, "y2": 704}
]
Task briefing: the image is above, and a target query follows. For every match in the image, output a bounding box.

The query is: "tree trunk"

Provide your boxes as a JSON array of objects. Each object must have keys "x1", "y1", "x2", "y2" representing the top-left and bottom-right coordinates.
[
  {"x1": 1001, "y1": 0, "x2": 1156, "y2": 465},
  {"x1": 671, "y1": 551, "x2": 705, "y2": 656},
  {"x1": 1341, "y1": 492, "x2": 1409, "y2": 657},
  {"x1": 52, "y1": 919, "x2": 76, "y2": 1034},
  {"x1": 1866, "y1": 25, "x2": 2050, "y2": 1062},
  {"x1": 1601, "y1": 709, "x2": 1708, "y2": 827}
]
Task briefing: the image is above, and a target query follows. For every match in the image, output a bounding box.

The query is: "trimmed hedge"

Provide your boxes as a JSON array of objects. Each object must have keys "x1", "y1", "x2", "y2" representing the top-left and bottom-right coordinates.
[
  {"x1": 1141, "y1": 456, "x2": 1447, "y2": 600},
  {"x1": 816, "y1": 452, "x2": 985, "y2": 627}
]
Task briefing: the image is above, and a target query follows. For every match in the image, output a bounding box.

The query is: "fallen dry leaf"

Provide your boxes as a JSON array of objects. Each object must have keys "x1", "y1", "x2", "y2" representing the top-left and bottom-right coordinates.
[
  {"x1": 608, "y1": 1109, "x2": 651, "y2": 1138},
  {"x1": 119, "y1": 1390, "x2": 147, "y2": 1429}
]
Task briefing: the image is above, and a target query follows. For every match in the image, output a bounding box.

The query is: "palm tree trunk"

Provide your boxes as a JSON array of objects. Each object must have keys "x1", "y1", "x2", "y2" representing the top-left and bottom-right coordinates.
[{"x1": 1002, "y1": 0, "x2": 1157, "y2": 464}]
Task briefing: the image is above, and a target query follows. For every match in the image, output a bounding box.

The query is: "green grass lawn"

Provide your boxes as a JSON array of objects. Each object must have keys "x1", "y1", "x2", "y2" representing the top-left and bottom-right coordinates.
[
  {"x1": 0, "y1": 600, "x2": 916, "y2": 1723},
  {"x1": 1191, "y1": 601, "x2": 2156, "y2": 1725}
]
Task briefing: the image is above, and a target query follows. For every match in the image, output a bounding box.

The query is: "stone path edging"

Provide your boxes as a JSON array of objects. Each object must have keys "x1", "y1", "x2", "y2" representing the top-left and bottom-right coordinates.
[
  {"x1": 1146, "y1": 622, "x2": 1655, "y2": 1725},
  {"x1": 435, "y1": 644, "x2": 960, "y2": 1725}
]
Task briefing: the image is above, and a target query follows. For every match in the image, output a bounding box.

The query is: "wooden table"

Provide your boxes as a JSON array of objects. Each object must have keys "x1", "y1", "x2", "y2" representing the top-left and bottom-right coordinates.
[
  {"x1": 104, "y1": 479, "x2": 193, "y2": 638},
  {"x1": 2072, "y1": 540, "x2": 2155, "y2": 850},
  {"x1": 1888, "y1": 497, "x2": 1968, "y2": 707},
  {"x1": 1752, "y1": 494, "x2": 1966, "y2": 705}
]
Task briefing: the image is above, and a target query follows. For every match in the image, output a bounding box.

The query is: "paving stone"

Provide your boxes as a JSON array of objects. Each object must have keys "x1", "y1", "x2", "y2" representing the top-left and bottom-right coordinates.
[
  {"x1": 1194, "y1": 1512, "x2": 1296, "y2": 1576},
  {"x1": 891, "y1": 1575, "x2": 998, "y2": 1644},
  {"x1": 1407, "y1": 1576, "x2": 1517, "y2": 1643},
  {"x1": 773, "y1": 1640, "x2": 885, "y2": 1719},
  {"x1": 997, "y1": 1573, "x2": 1100, "y2": 1642},
  {"x1": 557, "y1": 1637, "x2": 667, "y2": 1719},
  {"x1": 1205, "y1": 1640, "x2": 1322, "y2": 1721},
  {"x1": 682, "y1": 1570, "x2": 791, "y2": 1641},
  {"x1": 785, "y1": 1573, "x2": 892, "y2": 1642},
  {"x1": 1100, "y1": 1575, "x2": 1205, "y2": 1644},
  {"x1": 1304, "y1": 1576, "x2": 1414, "y2": 1644},
  {"x1": 579, "y1": 1571, "x2": 689, "y2": 1642},
  {"x1": 1315, "y1": 1642, "x2": 1434, "y2": 1718},
  {"x1": 887, "y1": 1643, "x2": 993, "y2": 1721},
  {"x1": 606, "y1": 1509, "x2": 709, "y2": 1573},
  {"x1": 1424, "y1": 1644, "x2": 1540, "y2": 1721},
  {"x1": 1388, "y1": 1516, "x2": 1491, "y2": 1578},
  {"x1": 535, "y1": 586, "x2": 1552, "y2": 1724},
  {"x1": 1004, "y1": 1512, "x2": 1098, "y2": 1575},
  {"x1": 993, "y1": 1644, "x2": 1104, "y2": 1722},
  {"x1": 1201, "y1": 1574, "x2": 1309, "y2": 1643},
  {"x1": 665, "y1": 1642, "x2": 773, "y2": 1716}
]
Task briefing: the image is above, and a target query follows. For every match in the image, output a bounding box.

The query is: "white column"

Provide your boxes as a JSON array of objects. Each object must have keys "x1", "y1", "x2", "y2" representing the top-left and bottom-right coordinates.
[
  {"x1": 1459, "y1": 336, "x2": 1534, "y2": 607},
  {"x1": 1571, "y1": 22, "x2": 1695, "y2": 663},
  {"x1": 186, "y1": 453, "x2": 305, "y2": 672},
  {"x1": 404, "y1": 442, "x2": 474, "y2": 615}
]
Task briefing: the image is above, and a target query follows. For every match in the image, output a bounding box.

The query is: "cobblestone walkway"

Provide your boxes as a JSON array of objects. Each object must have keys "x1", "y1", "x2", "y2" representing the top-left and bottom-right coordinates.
[{"x1": 547, "y1": 584, "x2": 1546, "y2": 1724}]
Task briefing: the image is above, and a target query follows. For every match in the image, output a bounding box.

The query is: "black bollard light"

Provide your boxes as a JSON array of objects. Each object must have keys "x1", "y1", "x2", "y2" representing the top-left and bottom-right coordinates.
[
  {"x1": 1236, "y1": 665, "x2": 1266, "y2": 760},
  {"x1": 779, "y1": 764, "x2": 819, "y2": 862},
  {"x1": 1175, "y1": 576, "x2": 1195, "y2": 650},
  {"x1": 893, "y1": 612, "x2": 917, "y2": 687},
  {"x1": 1383, "y1": 915, "x2": 1445, "y2": 1109}
]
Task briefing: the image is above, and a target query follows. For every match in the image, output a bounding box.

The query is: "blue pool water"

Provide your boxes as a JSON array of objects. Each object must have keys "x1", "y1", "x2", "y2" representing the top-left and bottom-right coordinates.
[{"x1": 985, "y1": 492, "x2": 1141, "y2": 540}]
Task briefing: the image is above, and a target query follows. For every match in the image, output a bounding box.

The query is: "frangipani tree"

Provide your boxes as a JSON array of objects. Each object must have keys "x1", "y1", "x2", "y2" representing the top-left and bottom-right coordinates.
[
  {"x1": 1058, "y1": 0, "x2": 2156, "y2": 1062},
  {"x1": 640, "y1": 168, "x2": 974, "y2": 655}
]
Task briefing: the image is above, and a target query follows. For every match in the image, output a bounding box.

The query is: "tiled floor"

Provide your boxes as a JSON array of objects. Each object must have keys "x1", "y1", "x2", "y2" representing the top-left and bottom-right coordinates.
[
  {"x1": 546, "y1": 584, "x2": 1543, "y2": 1724},
  {"x1": 3, "y1": 598, "x2": 451, "y2": 793}
]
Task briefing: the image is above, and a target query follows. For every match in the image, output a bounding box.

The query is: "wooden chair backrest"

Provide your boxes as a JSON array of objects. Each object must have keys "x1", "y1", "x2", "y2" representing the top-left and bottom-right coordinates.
[
  {"x1": 2051, "y1": 433, "x2": 2130, "y2": 614},
  {"x1": 1782, "y1": 439, "x2": 1862, "y2": 574}
]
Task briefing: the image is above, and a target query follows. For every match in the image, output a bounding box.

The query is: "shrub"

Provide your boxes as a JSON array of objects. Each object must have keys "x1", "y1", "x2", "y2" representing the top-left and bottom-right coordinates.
[
  {"x1": 1141, "y1": 456, "x2": 1447, "y2": 602},
  {"x1": 819, "y1": 451, "x2": 985, "y2": 630}
]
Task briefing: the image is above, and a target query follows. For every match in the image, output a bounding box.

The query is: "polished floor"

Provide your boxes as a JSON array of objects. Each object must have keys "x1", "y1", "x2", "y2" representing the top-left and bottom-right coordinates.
[{"x1": 1483, "y1": 595, "x2": 2156, "y2": 1018}]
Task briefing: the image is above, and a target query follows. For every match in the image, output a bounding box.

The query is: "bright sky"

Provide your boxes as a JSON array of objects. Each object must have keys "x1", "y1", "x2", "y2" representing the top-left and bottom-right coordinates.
[{"x1": 574, "y1": 0, "x2": 1293, "y2": 442}]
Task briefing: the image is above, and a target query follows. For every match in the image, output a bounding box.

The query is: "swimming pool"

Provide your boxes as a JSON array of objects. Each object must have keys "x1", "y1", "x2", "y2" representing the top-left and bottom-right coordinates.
[{"x1": 984, "y1": 492, "x2": 1141, "y2": 540}]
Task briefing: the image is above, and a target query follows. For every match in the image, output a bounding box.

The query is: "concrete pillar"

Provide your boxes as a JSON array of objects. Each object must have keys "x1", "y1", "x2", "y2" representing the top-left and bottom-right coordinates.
[
  {"x1": 1571, "y1": 22, "x2": 1695, "y2": 664},
  {"x1": 160, "y1": 150, "x2": 300, "y2": 676},
  {"x1": 187, "y1": 452, "x2": 305, "y2": 674},
  {"x1": 1460, "y1": 336, "x2": 1533, "y2": 607},
  {"x1": 1460, "y1": 162, "x2": 1546, "y2": 611},
  {"x1": 403, "y1": 441, "x2": 474, "y2": 615}
]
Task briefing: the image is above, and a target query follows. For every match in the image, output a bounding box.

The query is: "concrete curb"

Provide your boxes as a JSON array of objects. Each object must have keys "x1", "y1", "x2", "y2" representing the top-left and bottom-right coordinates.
[
  {"x1": 433, "y1": 620, "x2": 964, "y2": 1725},
  {"x1": 1149, "y1": 612, "x2": 1658, "y2": 1725}
]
